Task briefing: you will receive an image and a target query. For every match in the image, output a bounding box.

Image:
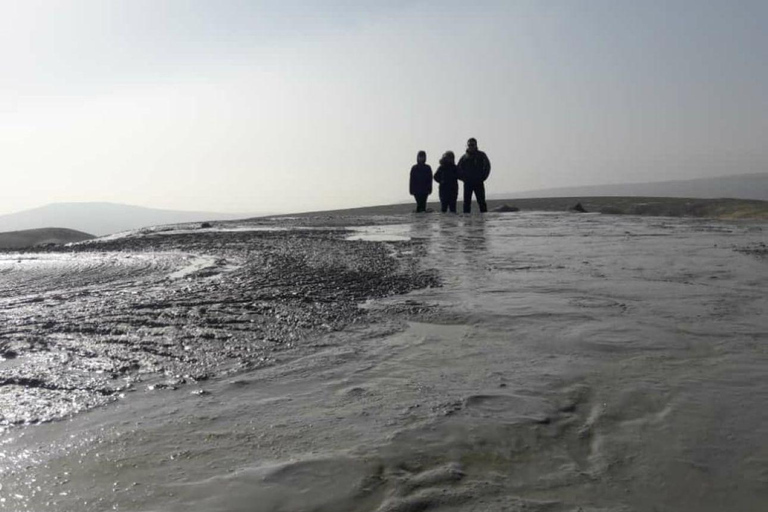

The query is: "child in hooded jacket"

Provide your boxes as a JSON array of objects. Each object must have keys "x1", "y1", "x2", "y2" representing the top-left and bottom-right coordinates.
[
  {"x1": 409, "y1": 150, "x2": 433, "y2": 213},
  {"x1": 433, "y1": 151, "x2": 459, "y2": 213}
]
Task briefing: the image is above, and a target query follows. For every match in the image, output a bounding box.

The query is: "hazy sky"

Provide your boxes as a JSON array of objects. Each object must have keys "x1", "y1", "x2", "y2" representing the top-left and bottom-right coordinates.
[{"x1": 2, "y1": 0, "x2": 767, "y2": 215}]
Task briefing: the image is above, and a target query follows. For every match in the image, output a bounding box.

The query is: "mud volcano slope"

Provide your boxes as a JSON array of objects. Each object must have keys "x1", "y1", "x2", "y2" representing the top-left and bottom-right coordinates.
[
  {"x1": 281, "y1": 196, "x2": 768, "y2": 219},
  {"x1": 2, "y1": 213, "x2": 767, "y2": 512},
  {"x1": 0, "y1": 227, "x2": 94, "y2": 249},
  {"x1": 0, "y1": 223, "x2": 437, "y2": 428}
]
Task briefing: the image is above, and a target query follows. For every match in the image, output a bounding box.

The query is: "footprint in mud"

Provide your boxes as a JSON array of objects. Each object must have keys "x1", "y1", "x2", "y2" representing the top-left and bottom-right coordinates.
[
  {"x1": 170, "y1": 456, "x2": 384, "y2": 511},
  {"x1": 461, "y1": 393, "x2": 553, "y2": 424},
  {"x1": 569, "y1": 296, "x2": 629, "y2": 313},
  {"x1": 556, "y1": 382, "x2": 673, "y2": 478},
  {"x1": 375, "y1": 487, "x2": 472, "y2": 512},
  {"x1": 375, "y1": 463, "x2": 473, "y2": 512},
  {"x1": 430, "y1": 393, "x2": 554, "y2": 423},
  {"x1": 601, "y1": 386, "x2": 672, "y2": 425},
  {"x1": 570, "y1": 385, "x2": 671, "y2": 437},
  {"x1": 338, "y1": 385, "x2": 372, "y2": 399},
  {"x1": 173, "y1": 455, "x2": 475, "y2": 512}
]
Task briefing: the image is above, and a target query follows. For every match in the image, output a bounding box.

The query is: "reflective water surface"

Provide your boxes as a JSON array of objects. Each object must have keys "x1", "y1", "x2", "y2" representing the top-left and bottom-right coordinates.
[{"x1": 1, "y1": 213, "x2": 767, "y2": 511}]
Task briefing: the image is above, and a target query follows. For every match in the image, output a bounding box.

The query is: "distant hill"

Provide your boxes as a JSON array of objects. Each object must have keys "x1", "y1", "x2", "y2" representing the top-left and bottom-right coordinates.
[
  {"x1": 495, "y1": 173, "x2": 768, "y2": 201},
  {"x1": 0, "y1": 202, "x2": 258, "y2": 236},
  {"x1": 0, "y1": 228, "x2": 95, "y2": 250}
]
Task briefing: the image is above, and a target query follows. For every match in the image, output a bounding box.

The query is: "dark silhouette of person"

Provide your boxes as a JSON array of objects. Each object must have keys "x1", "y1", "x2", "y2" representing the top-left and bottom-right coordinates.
[
  {"x1": 409, "y1": 150, "x2": 433, "y2": 213},
  {"x1": 433, "y1": 151, "x2": 459, "y2": 213},
  {"x1": 457, "y1": 138, "x2": 491, "y2": 213}
]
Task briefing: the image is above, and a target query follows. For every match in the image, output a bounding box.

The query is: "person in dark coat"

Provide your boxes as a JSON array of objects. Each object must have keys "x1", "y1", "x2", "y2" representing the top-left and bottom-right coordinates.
[
  {"x1": 409, "y1": 150, "x2": 433, "y2": 213},
  {"x1": 433, "y1": 151, "x2": 459, "y2": 213},
  {"x1": 457, "y1": 137, "x2": 491, "y2": 213}
]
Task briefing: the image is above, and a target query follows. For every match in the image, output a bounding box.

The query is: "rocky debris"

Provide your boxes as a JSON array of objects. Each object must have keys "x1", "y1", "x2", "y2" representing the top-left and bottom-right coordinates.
[
  {"x1": 492, "y1": 204, "x2": 519, "y2": 213},
  {"x1": 570, "y1": 202, "x2": 587, "y2": 213},
  {"x1": 0, "y1": 347, "x2": 18, "y2": 360},
  {"x1": 0, "y1": 222, "x2": 438, "y2": 428},
  {"x1": 734, "y1": 241, "x2": 768, "y2": 259}
]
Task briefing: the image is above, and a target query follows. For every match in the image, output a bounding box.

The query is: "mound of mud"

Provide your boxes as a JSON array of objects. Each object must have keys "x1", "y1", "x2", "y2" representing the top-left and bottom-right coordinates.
[{"x1": 0, "y1": 227, "x2": 94, "y2": 249}]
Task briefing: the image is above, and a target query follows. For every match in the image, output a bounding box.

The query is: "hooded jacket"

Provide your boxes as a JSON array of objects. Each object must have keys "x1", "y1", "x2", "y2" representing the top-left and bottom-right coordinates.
[
  {"x1": 409, "y1": 163, "x2": 433, "y2": 196},
  {"x1": 433, "y1": 161, "x2": 460, "y2": 192},
  {"x1": 457, "y1": 150, "x2": 491, "y2": 184}
]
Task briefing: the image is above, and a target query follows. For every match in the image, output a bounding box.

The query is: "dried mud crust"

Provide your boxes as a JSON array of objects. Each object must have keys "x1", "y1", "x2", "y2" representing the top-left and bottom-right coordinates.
[{"x1": 0, "y1": 227, "x2": 438, "y2": 428}]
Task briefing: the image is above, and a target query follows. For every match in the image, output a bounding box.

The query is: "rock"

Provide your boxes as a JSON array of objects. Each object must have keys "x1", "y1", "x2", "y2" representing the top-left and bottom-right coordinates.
[
  {"x1": 0, "y1": 349, "x2": 18, "y2": 360},
  {"x1": 492, "y1": 204, "x2": 520, "y2": 213},
  {"x1": 570, "y1": 202, "x2": 587, "y2": 213},
  {"x1": 200, "y1": 222, "x2": 213, "y2": 228}
]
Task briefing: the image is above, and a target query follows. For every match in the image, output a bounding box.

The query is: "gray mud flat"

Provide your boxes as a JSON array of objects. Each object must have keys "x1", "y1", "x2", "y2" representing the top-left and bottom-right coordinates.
[{"x1": 1, "y1": 213, "x2": 767, "y2": 512}]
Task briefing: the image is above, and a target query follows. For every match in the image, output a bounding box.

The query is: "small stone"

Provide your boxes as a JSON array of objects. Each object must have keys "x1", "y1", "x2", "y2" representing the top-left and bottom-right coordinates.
[{"x1": 570, "y1": 202, "x2": 587, "y2": 213}]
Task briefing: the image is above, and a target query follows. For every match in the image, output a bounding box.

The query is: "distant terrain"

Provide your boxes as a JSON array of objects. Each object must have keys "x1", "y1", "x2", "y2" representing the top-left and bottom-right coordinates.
[
  {"x1": 496, "y1": 172, "x2": 768, "y2": 201},
  {"x1": 285, "y1": 196, "x2": 768, "y2": 220},
  {"x1": 0, "y1": 202, "x2": 258, "y2": 236},
  {"x1": 4, "y1": 175, "x2": 766, "y2": 236},
  {"x1": 0, "y1": 228, "x2": 95, "y2": 250},
  {"x1": 282, "y1": 173, "x2": 768, "y2": 219}
]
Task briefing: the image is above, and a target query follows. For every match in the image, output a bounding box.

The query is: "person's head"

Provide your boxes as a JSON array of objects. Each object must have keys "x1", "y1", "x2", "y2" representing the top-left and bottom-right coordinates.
[
  {"x1": 467, "y1": 138, "x2": 478, "y2": 153},
  {"x1": 417, "y1": 150, "x2": 427, "y2": 164},
  {"x1": 440, "y1": 150, "x2": 455, "y2": 165}
]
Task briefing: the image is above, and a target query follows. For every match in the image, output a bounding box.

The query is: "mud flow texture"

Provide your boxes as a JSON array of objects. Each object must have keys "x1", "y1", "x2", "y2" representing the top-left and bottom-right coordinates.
[{"x1": 0, "y1": 227, "x2": 437, "y2": 427}]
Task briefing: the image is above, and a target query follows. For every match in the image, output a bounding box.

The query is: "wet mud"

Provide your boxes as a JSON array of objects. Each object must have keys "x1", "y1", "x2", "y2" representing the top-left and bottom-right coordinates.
[
  {"x1": 0, "y1": 223, "x2": 437, "y2": 428},
  {"x1": 1, "y1": 213, "x2": 767, "y2": 512}
]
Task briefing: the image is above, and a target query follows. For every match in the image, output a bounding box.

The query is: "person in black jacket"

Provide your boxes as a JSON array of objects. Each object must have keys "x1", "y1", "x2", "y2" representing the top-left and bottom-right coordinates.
[
  {"x1": 433, "y1": 151, "x2": 459, "y2": 213},
  {"x1": 457, "y1": 138, "x2": 491, "y2": 213},
  {"x1": 409, "y1": 150, "x2": 433, "y2": 213}
]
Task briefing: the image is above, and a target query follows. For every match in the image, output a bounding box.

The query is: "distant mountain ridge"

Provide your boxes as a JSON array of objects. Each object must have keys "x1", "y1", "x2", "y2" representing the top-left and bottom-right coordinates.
[
  {"x1": 493, "y1": 173, "x2": 768, "y2": 201},
  {"x1": 0, "y1": 202, "x2": 256, "y2": 236}
]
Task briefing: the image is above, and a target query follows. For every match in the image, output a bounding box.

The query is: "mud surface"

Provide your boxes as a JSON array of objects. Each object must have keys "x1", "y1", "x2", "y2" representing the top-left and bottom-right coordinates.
[
  {"x1": 0, "y1": 222, "x2": 437, "y2": 428},
  {"x1": 1, "y1": 213, "x2": 767, "y2": 512}
]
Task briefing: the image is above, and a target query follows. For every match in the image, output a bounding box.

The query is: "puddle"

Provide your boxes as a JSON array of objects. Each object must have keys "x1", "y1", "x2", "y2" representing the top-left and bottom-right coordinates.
[{"x1": 345, "y1": 224, "x2": 412, "y2": 242}]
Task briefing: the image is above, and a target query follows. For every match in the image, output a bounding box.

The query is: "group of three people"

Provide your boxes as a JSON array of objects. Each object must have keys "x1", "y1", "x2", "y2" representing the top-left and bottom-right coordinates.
[{"x1": 409, "y1": 138, "x2": 491, "y2": 213}]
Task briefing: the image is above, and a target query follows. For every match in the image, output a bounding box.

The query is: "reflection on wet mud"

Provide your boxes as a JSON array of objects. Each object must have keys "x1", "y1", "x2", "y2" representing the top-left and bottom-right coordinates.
[{"x1": 345, "y1": 224, "x2": 411, "y2": 242}]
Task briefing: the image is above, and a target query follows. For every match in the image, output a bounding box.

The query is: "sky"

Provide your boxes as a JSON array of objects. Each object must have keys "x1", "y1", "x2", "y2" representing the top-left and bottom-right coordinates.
[{"x1": 2, "y1": 0, "x2": 767, "y2": 215}]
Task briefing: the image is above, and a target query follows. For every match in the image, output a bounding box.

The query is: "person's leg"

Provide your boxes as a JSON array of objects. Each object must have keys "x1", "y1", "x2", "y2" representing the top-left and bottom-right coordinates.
[
  {"x1": 439, "y1": 189, "x2": 448, "y2": 212},
  {"x1": 449, "y1": 190, "x2": 457, "y2": 213},
  {"x1": 416, "y1": 194, "x2": 427, "y2": 212},
  {"x1": 476, "y1": 182, "x2": 487, "y2": 212},
  {"x1": 463, "y1": 184, "x2": 473, "y2": 213}
]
